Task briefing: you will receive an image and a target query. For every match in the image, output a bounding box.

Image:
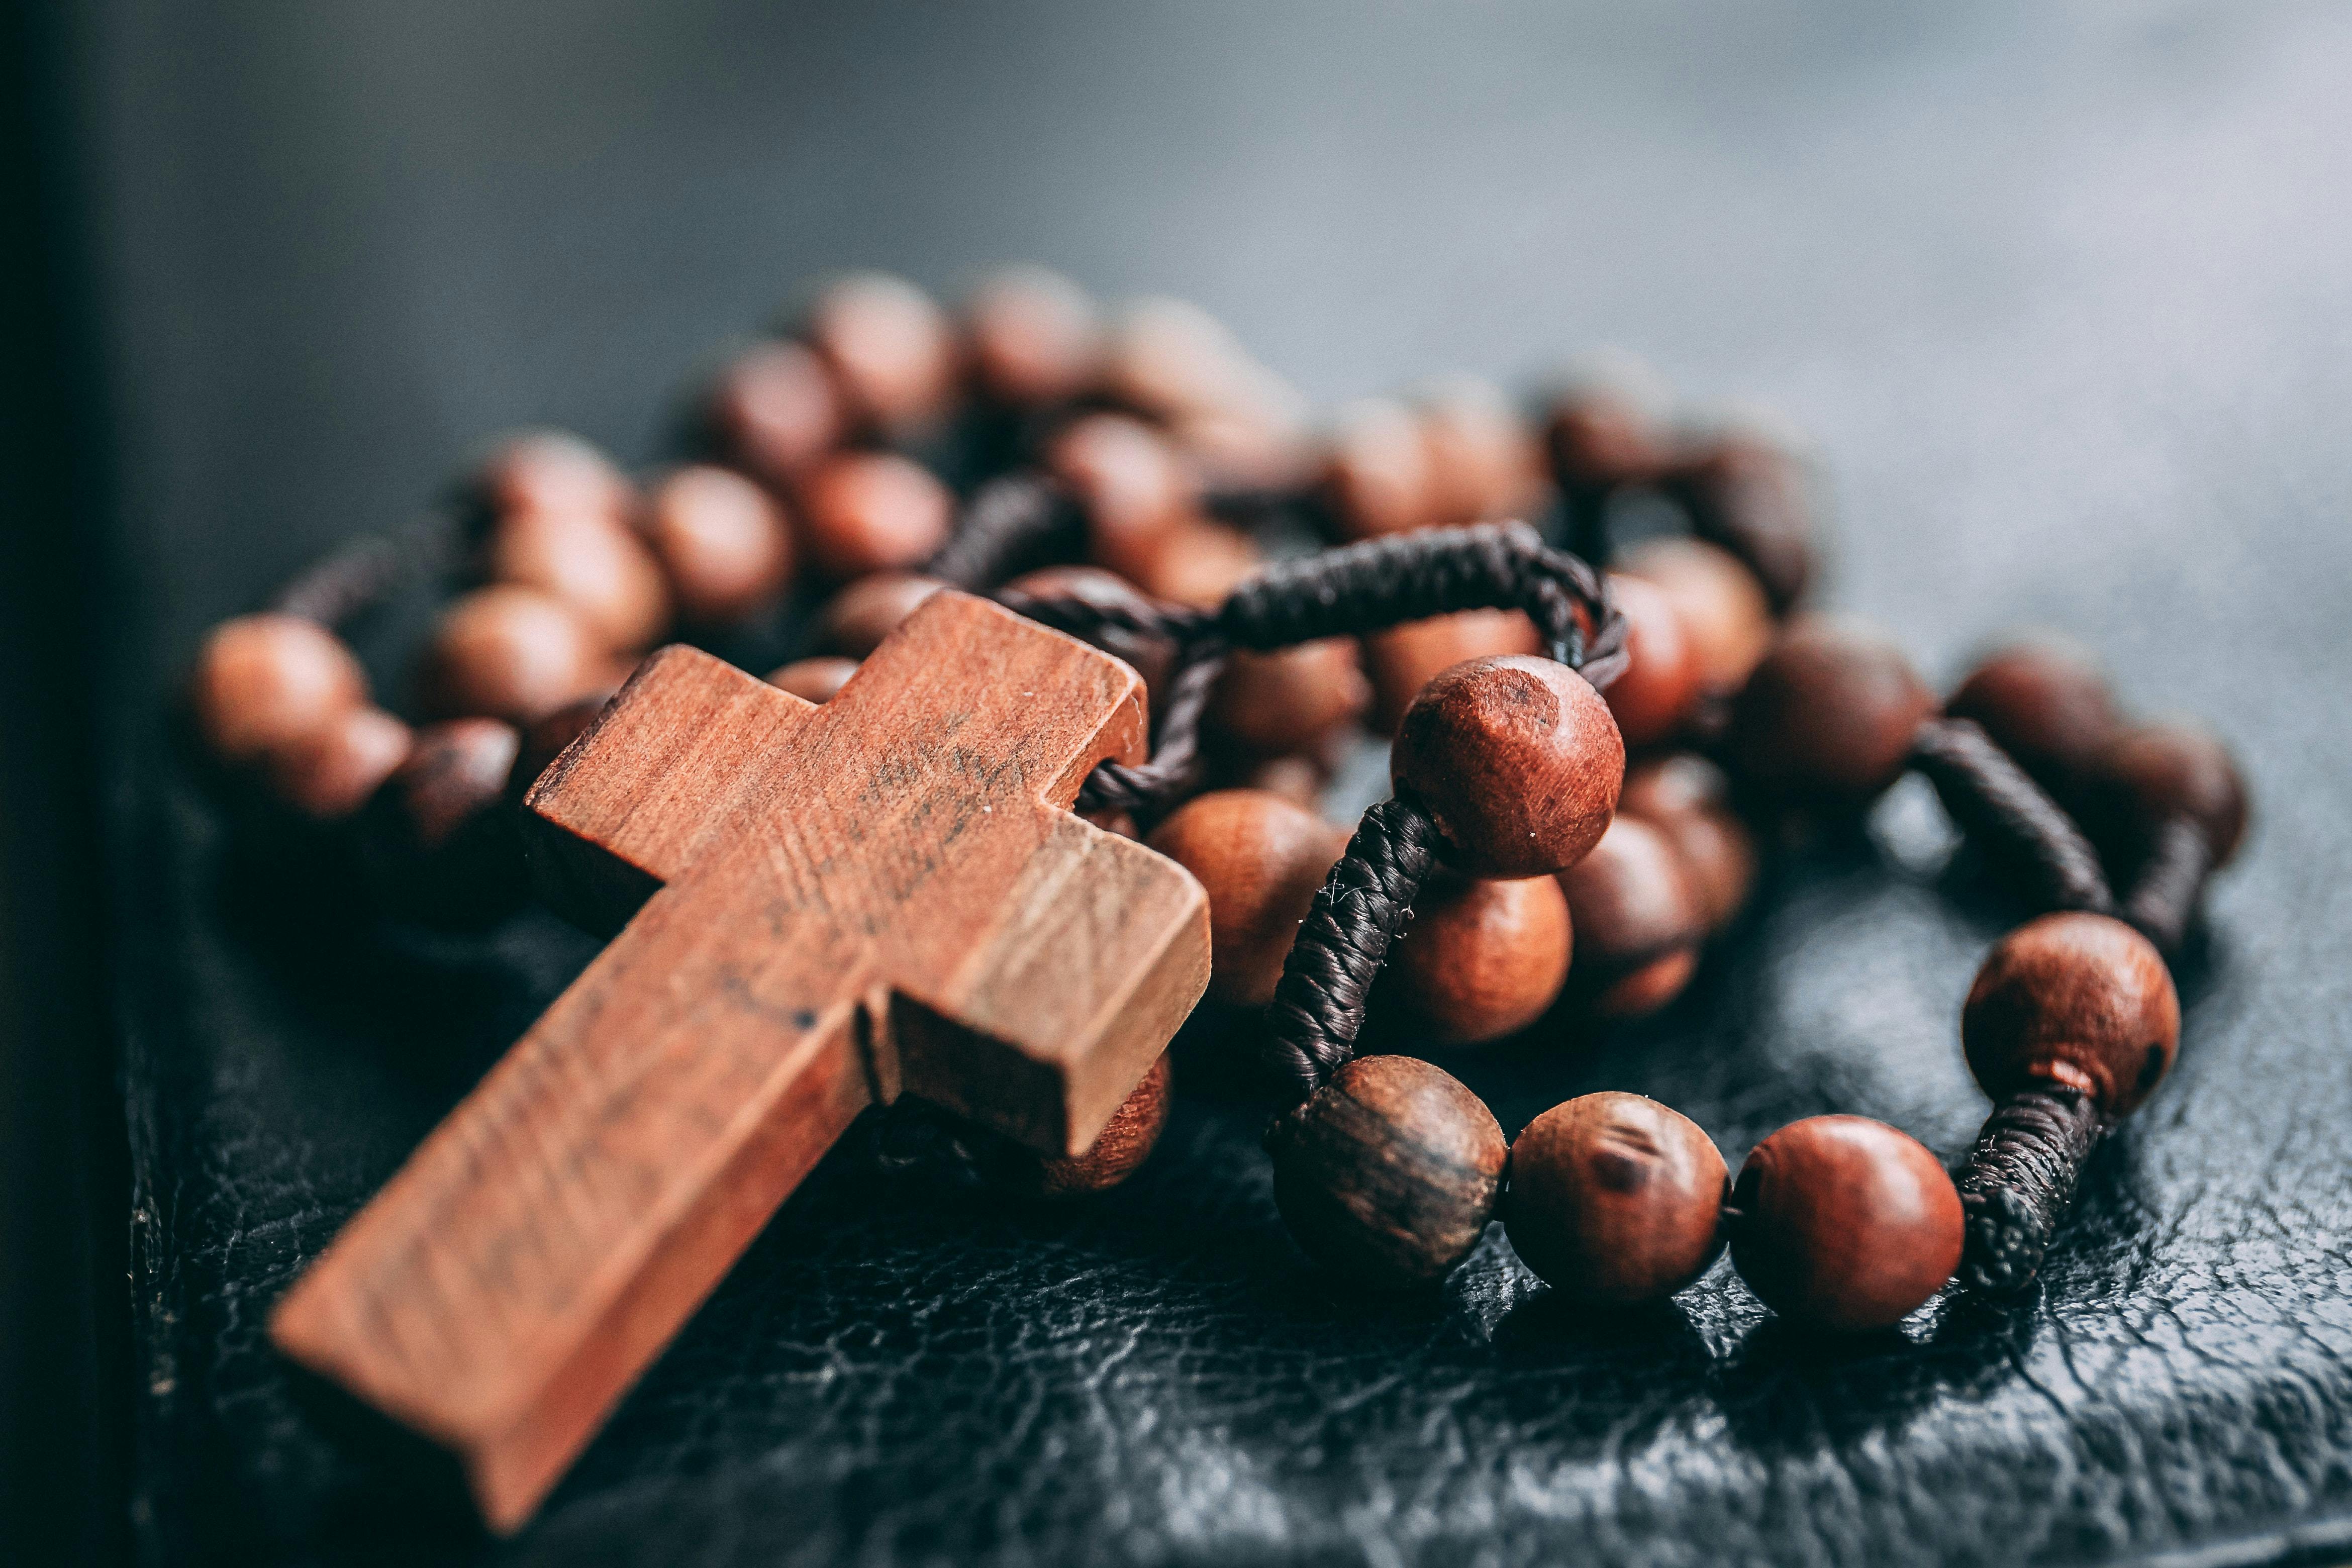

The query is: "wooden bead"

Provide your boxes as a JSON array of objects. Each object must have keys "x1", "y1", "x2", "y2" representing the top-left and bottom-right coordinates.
[
  {"x1": 1388, "y1": 872, "x2": 1572, "y2": 1044},
  {"x1": 644, "y1": 464, "x2": 795, "y2": 624},
  {"x1": 1556, "y1": 815, "x2": 1705, "y2": 1017},
  {"x1": 358, "y1": 718, "x2": 529, "y2": 925},
  {"x1": 1146, "y1": 790, "x2": 1346, "y2": 1008},
  {"x1": 1128, "y1": 517, "x2": 1260, "y2": 610},
  {"x1": 1103, "y1": 296, "x2": 1259, "y2": 421},
  {"x1": 189, "y1": 612, "x2": 369, "y2": 766},
  {"x1": 965, "y1": 266, "x2": 1100, "y2": 407},
  {"x1": 1963, "y1": 912, "x2": 2180, "y2": 1118},
  {"x1": 1616, "y1": 537, "x2": 1773, "y2": 694},
  {"x1": 1505, "y1": 1093, "x2": 1727, "y2": 1303},
  {"x1": 1361, "y1": 609, "x2": 1542, "y2": 735},
  {"x1": 1727, "y1": 616, "x2": 1935, "y2": 805},
  {"x1": 1321, "y1": 398, "x2": 1436, "y2": 539},
  {"x1": 1728, "y1": 1116, "x2": 1964, "y2": 1332},
  {"x1": 1392, "y1": 655, "x2": 1626, "y2": 878},
  {"x1": 1266, "y1": 1054, "x2": 1507, "y2": 1289},
  {"x1": 1235, "y1": 753, "x2": 1327, "y2": 811},
  {"x1": 262, "y1": 705, "x2": 412, "y2": 821},
  {"x1": 1619, "y1": 755, "x2": 1754, "y2": 930},
  {"x1": 816, "y1": 572, "x2": 946, "y2": 658},
  {"x1": 1021, "y1": 1054, "x2": 1171, "y2": 1197},
  {"x1": 1206, "y1": 639, "x2": 1370, "y2": 759},
  {"x1": 2090, "y1": 721, "x2": 2249, "y2": 867},
  {"x1": 484, "y1": 502, "x2": 671, "y2": 652},
  {"x1": 1416, "y1": 378, "x2": 1545, "y2": 527},
  {"x1": 764, "y1": 656, "x2": 858, "y2": 705},
  {"x1": 705, "y1": 339, "x2": 844, "y2": 485},
  {"x1": 419, "y1": 585, "x2": 614, "y2": 724},
  {"x1": 1944, "y1": 639, "x2": 2121, "y2": 790},
  {"x1": 1664, "y1": 436, "x2": 1817, "y2": 609},
  {"x1": 797, "y1": 452, "x2": 954, "y2": 581},
  {"x1": 1546, "y1": 386, "x2": 1675, "y2": 488},
  {"x1": 804, "y1": 272, "x2": 958, "y2": 434},
  {"x1": 474, "y1": 431, "x2": 634, "y2": 525},
  {"x1": 1048, "y1": 413, "x2": 1196, "y2": 579},
  {"x1": 1600, "y1": 572, "x2": 1703, "y2": 748}
]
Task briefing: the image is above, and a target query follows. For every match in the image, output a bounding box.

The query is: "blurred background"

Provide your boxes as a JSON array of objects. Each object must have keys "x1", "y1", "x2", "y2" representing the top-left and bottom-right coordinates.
[{"x1": 6, "y1": 2, "x2": 2350, "y2": 1560}]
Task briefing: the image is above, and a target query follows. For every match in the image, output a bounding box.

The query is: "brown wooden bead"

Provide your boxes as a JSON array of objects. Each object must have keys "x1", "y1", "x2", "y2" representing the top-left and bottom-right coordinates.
[
  {"x1": 1600, "y1": 572, "x2": 1703, "y2": 748},
  {"x1": 1022, "y1": 1053, "x2": 1171, "y2": 1197},
  {"x1": 644, "y1": 464, "x2": 795, "y2": 624},
  {"x1": 2090, "y1": 721, "x2": 2249, "y2": 867},
  {"x1": 804, "y1": 272, "x2": 958, "y2": 434},
  {"x1": 1146, "y1": 789, "x2": 1346, "y2": 1008},
  {"x1": 1728, "y1": 1115, "x2": 1964, "y2": 1332},
  {"x1": 484, "y1": 502, "x2": 671, "y2": 652},
  {"x1": 1235, "y1": 753, "x2": 1327, "y2": 811},
  {"x1": 705, "y1": 339, "x2": 844, "y2": 485},
  {"x1": 797, "y1": 452, "x2": 954, "y2": 581},
  {"x1": 358, "y1": 717, "x2": 529, "y2": 925},
  {"x1": 1963, "y1": 912, "x2": 2180, "y2": 1118},
  {"x1": 189, "y1": 612, "x2": 369, "y2": 766},
  {"x1": 1556, "y1": 815, "x2": 1706, "y2": 1017},
  {"x1": 1206, "y1": 638, "x2": 1370, "y2": 760},
  {"x1": 817, "y1": 571, "x2": 946, "y2": 658},
  {"x1": 1944, "y1": 639, "x2": 2122, "y2": 790},
  {"x1": 1321, "y1": 398, "x2": 1435, "y2": 539},
  {"x1": 1266, "y1": 1054, "x2": 1507, "y2": 1289},
  {"x1": 1388, "y1": 872, "x2": 1572, "y2": 1044},
  {"x1": 1393, "y1": 655, "x2": 1626, "y2": 878},
  {"x1": 1128, "y1": 517, "x2": 1260, "y2": 610},
  {"x1": 1360, "y1": 609, "x2": 1543, "y2": 735},
  {"x1": 1619, "y1": 754, "x2": 1754, "y2": 930},
  {"x1": 1506, "y1": 1093, "x2": 1727, "y2": 1304},
  {"x1": 1546, "y1": 386, "x2": 1675, "y2": 488},
  {"x1": 965, "y1": 266, "x2": 1100, "y2": 407},
  {"x1": 1727, "y1": 616, "x2": 1935, "y2": 806},
  {"x1": 1102, "y1": 296, "x2": 1258, "y2": 421},
  {"x1": 474, "y1": 431, "x2": 635, "y2": 525},
  {"x1": 1417, "y1": 378, "x2": 1545, "y2": 527},
  {"x1": 263, "y1": 705, "x2": 413, "y2": 822},
  {"x1": 509, "y1": 689, "x2": 623, "y2": 806},
  {"x1": 419, "y1": 585, "x2": 615, "y2": 725},
  {"x1": 1617, "y1": 537, "x2": 1773, "y2": 694},
  {"x1": 1664, "y1": 435, "x2": 1817, "y2": 610},
  {"x1": 1048, "y1": 413, "x2": 1198, "y2": 581},
  {"x1": 764, "y1": 656, "x2": 859, "y2": 705}
]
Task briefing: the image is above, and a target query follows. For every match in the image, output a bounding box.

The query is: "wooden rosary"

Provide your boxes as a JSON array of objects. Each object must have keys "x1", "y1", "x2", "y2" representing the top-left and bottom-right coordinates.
[{"x1": 183, "y1": 268, "x2": 2246, "y2": 1529}]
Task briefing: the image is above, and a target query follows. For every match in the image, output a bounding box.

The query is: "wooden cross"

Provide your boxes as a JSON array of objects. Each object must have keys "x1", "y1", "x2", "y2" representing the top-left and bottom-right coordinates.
[{"x1": 270, "y1": 591, "x2": 1210, "y2": 1532}]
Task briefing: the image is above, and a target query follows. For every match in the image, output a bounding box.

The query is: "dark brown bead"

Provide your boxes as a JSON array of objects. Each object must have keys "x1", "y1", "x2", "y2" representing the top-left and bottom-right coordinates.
[
  {"x1": 705, "y1": 339, "x2": 845, "y2": 485},
  {"x1": 965, "y1": 266, "x2": 1100, "y2": 407},
  {"x1": 1727, "y1": 616, "x2": 1935, "y2": 806},
  {"x1": 1728, "y1": 1116, "x2": 1964, "y2": 1332},
  {"x1": 1664, "y1": 435, "x2": 1817, "y2": 609},
  {"x1": 1388, "y1": 872, "x2": 1572, "y2": 1044},
  {"x1": 1619, "y1": 755, "x2": 1754, "y2": 930},
  {"x1": 764, "y1": 656, "x2": 859, "y2": 705},
  {"x1": 1266, "y1": 1054, "x2": 1507, "y2": 1290},
  {"x1": 1600, "y1": 572, "x2": 1702, "y2": 748},
  {"x1": 804, "y1": 272, "x2": 959, "y2": 435},
  {"x1": 644, "y1": 464, "x2": 796, "y2": 624},
  {"x1": 1556, "y1": 815, "x2": 1706, "y2": 1018},
  {"x1": 797, "y1": 452, "x2": 954, "y2": 581},
  {"x1": 358, "y1": 718, "x2": 529, "y2": 925},
  {"x1": 1206, "y1": 639, "x2": 1370, "y2": 760},
  {"x1": 1360, "y1": 609, "x2": 1543, "y2": 735},
  {"x1": 1321, "y1": 398, "x2": 1436, "y2": 540},
  {"x1": 1393, "y1": 655, "x2": 1626, "y2": 878},
  {"x1": 262, "y1": 705, "x2": 412, "y2": 822},
  {"x1": 1021, "y1": 1054, "x2": 1171, "y2": 1197},
  {"x1": 1127, "y1": 517, "x2": 1259, "y2": 610},
  {"x1": 1146, "y1": 790, "x2": 1347, "y2": 1008},
  {"x1": 1944, "y1": 640, "x2": 2122, "y2": 790},
  {"x1": 484, "y1": 501, "x2": 671, "y2": 651},
  {"x1": 2090, "y1": 721, "x2": 2249, "y2": 868},
  {"x1": 1963, "y1": 912, "x2": 2180, "y2": 1118},
  {"x1": 417, "y1": 586, "x2": 615, "y2": 724},
  {"x1": 1505, "y1": 1093, "x2": 1727, "y2": 1303},
  {"x1": 816, "y1": 571, "x2": 946, "y2": 658},
  {"x1": 1048, "y1": 413, "x2": 1197, "y2": 581},
  {"x1": 508, "y1": 688, "x2": 622, "y2": 805},
  {"x1": 1617, "y1": 537, "x2": 1773, "y2": 694},
  {"x1": 189, "y1": 612, "x2": 369, "y2": 766},
  {"x1": 473, "y1": 430, "x2": 635, "y2": 525},
  {"x1": 1545, "y1": 386, "x2": 1675, "y2": 488},
  {"x1": 1416, "y1": 378, "x2": 1544, "y2": 528}
]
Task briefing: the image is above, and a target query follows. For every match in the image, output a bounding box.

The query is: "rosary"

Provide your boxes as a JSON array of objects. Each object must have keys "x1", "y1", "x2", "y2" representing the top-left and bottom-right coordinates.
[{"x1": 183, "y1": 269, "x2": 2247, "y2": 1531}]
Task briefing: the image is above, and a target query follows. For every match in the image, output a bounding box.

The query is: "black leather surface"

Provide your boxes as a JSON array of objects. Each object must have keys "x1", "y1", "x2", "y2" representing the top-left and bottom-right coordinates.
[{"x1": 92, "y1": 4, "x2": 2352, "y2": 1564}]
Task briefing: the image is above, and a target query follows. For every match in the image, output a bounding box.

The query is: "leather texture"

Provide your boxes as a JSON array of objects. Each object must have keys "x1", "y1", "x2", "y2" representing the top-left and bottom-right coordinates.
[{"x1": 92, "y1": 3, "x2": 2352, "y2": 1564}]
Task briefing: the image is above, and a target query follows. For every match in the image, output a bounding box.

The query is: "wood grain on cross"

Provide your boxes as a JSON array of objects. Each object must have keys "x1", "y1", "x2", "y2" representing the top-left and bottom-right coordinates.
[{"x1": 270, "y1": 592, "x2": 1210, "y2": 1532}]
